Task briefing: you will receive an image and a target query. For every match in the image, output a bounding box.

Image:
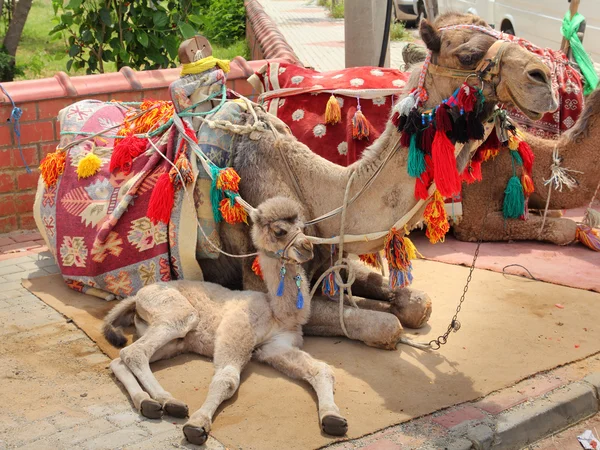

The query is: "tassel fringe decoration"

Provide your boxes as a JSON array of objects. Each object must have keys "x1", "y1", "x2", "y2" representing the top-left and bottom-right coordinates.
[
  {"x1": 322, "y1": 272, "x2": 340, "y2": 298},
  {"x1": 40, "y1": 150, "x2": 67, "y2": 187},
  {"x1": 170, "y1": 153, "x2": 194, "y2": 190},
  {"x1": 359, "y1": 253, "x2": 382, "y2": 270},
  {"x1": 576, "y1": 225, "x2": 600, "y2": 251},
  {"x1": 518, "y1": 140, "x2": 534, "y2": 174},
  {"x1": 432, "y1": 129, "x2": 461, "y2": 197},
  {"x1": 219, "y1": 195, "x2": 248, "y2": 224},
  {"x1": 352, "y1": 102, "x2": 371, "y2": 140},
  {"x1": 521, "y1": 172, "x2": 535, "y2": 196},
  {"x1": 407, "y1": 134, "x2": 426, "y2": 178},
  {"x1": 76, "y1": 151, "x2": 102, "y2": 179},
  {"x1": 295, "y1": 274, "x2": 304, "y2": 309},
  {"x1": 252, "y1": 256, "x2": 264, "y2": 280},
  {"x1": 325, "y1": 95, "x2": 342, "y2": 125},
  {"x1": 109, "y1": 135, "x2": 148, "y2": 174},
  {"x1": 216, "y1": 167, "x2": 241, "y2": 192},
  {"x1": 147, "y1": 172, "x2": 175, "y2": 224},
  {"x1": 503, "y1": 175, "x2": 525, "y2": 219},
  {"x1": 384, "y1": 228, "x2": 417, "y2": 289},
  {"x1": 277, "y1": 265, "x2": 286, "y2": 297},
  {"x1": 424, "y1": 190, "x2": 450, "y2": 244}
]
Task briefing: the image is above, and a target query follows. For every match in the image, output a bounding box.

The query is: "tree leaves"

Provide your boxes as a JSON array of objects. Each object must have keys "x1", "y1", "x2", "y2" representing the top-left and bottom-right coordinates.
[
  {"x1": 136, "y1": 31, "x2": 149, "y2": 47},
  {"x1": 178, "y1": 22, "x2": 196, "y2": 39}
]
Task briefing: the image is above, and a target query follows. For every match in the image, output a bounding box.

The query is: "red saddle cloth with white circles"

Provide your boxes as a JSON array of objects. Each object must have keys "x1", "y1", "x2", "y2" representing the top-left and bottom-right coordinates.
[{"x1": 248, "y1": 62, "x2": 410, "y2": 166}]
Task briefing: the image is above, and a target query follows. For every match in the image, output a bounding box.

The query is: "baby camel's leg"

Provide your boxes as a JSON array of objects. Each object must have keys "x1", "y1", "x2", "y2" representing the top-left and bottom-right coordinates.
[
  {"x1": 183, "y1": 318, "x2": 255, "y2": 446},
  {"x1": 255, "y1": 337, "x2": 348, "y2": 436},
  {"x1": 110, "y1": 358, "x2": 161, "y2": 419}
]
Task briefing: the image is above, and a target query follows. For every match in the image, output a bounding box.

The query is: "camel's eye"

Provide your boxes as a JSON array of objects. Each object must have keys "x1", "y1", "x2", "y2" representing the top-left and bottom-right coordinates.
[{"x1": 274, "y1": 228, "x2": 288, "y2": 238}]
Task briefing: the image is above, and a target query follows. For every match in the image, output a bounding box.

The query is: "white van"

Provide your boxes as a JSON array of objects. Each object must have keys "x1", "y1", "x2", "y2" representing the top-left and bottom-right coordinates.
[{"x1": 439, "y1": 0, "x2": 600, "y2": 63}]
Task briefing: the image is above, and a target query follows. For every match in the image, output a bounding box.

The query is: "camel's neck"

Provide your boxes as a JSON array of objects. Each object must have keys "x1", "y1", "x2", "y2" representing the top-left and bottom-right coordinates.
[{"x1": 258, "y1": 253, "x2": 311, "y2": 326}]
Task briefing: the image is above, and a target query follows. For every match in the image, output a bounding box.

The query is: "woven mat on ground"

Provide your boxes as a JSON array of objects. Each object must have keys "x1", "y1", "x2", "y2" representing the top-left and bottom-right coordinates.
[
  {"x1": 23, "y1": 260, "x2": 600, "y2": 450},
  {"x1": 412, "y1": 207, "x2": 600, "y2": 293}
]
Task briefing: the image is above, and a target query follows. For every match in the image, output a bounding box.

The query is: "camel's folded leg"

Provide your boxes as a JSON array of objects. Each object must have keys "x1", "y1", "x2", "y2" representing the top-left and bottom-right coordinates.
[
  {"x1": 305, "y1": 296, "x2": 403, "y2": 350},
  {"x1": 453, "y1": 211, "x2": 578, "y2": 245},
  {"x1": 254, "y1": 339, "x2": 347, "y2": 436},
  {"x1": 345, "y1": 259, "x2": 432, "y2": 329}
]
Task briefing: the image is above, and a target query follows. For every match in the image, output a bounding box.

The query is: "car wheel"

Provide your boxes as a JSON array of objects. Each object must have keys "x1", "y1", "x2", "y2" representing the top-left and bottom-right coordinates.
[{"x1": 504, "y1": 27, "x2": 515, "y2": 35}]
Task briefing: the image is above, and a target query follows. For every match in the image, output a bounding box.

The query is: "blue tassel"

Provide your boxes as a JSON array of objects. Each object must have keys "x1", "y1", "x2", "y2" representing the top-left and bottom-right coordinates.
[
  {"x1": 321, "y1": 272, "x2": 340, "y2": 298},
  {"x1": 294, "y1": 274, "x2": 304, "y2": 309},
  {"x1": 277, "y1": 266, "x2": 286, "y2": 297},
  {"x1": 389, "y1": 263, "x2": 413, "y2": 290}
]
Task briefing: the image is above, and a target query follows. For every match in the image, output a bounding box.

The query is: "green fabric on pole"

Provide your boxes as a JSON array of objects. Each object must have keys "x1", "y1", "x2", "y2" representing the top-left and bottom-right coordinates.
[{"x1": 561, "y1": 11, "x2": 599, "y2": 95}]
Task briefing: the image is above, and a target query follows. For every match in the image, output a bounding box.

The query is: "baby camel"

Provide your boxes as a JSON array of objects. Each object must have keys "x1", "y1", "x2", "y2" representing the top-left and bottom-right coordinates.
[{"x1": 103, "y1": 196, "x2": 348, "y2": 445}]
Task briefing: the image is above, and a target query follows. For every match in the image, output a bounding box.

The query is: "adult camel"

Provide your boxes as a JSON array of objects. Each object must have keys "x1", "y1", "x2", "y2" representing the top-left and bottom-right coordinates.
[{"x1": 197, "y1": 13, "x2": 557, "y2": 348}]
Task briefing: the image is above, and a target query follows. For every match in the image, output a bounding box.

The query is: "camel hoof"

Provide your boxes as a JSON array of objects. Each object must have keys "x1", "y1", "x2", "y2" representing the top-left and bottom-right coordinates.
[
  {"x1": 321, "y1": 414, "x2": 348, "y2": 436},
  {"x1": 163, "y1": 399, "x2": 189, "y2": 418},
  {"x1": 183, "y1": 424, "x2": 209, "y2": 445},
  {"x1": 140, "y1": 398, "x2": 163, "y2": 419},
  {"x1": 391, "y1": 288, "x2": 432, "y2": 329}
]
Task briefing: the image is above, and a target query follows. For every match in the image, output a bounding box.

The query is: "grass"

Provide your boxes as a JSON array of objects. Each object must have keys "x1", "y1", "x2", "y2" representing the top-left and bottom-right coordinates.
[
  {"x1": 13, "y1": 0, "x2": 250, "y2": 81},
  {"x1": 390, "y1": 22, "x2": 413, "y2": 42},
  {"x1": 316, "y1": 0, "x2": 344, "y2": 19}
]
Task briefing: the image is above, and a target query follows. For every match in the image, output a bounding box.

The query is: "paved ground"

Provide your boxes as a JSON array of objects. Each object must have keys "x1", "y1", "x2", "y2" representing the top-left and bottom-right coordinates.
[{"x1": 259, "y1": 0, "x2": 414, "y2": 71}]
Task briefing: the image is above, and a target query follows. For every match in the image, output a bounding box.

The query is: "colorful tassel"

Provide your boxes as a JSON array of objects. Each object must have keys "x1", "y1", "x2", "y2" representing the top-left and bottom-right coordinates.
[
  {"x1": 294, "y1": 274, "x2": 304, "y2": 309},
  {"x1": 39, "y1": 150, "x2": 66, "y2": 187},
  {"x1": 517, "y1": 140, "x2": 534, "y2": 174},
  {"x1": 109, "y1": 135, "x2": 148, "y2": 174},
  {"x1": 414, "y1": 155, "x2": 433, "y2": 200},
  {"x1": 210, "y1": 165, "x2": 223, "y2": 223},
  {"x1": 434, "y1": 104, "x2": 452, "y2": 133},
  {"x1": 325, "y1": 94, "x2": 342, "y2": 125},
  {"x1": 420, "y1": 125, "x2": 435, "y2": 153},
  {"x1": 457, "y1": 83, "x2": 477, "y2": 113},
  {"x1": 277, "y1": 265, "x2": 286, "y2": 296},
  {"x1": 219, "y1": 195, "x2": 248, "y2": 224},
  {"x1": 384, "y1": 228, "x2": 417, "y2": 289},
  {"x1": 252, "y1": 256, "x2": 264, "y2": 280},
  {"x1": 408, "y1": 134, "x2": 426, "y2": 178},
  {"x1": 508, "y1": 135, "x2": 519, "y2": 151},
  {"x1": 170, "y1": 153, "x2": 194, "y2": 189},
  {"x1": 352, "y1": 105, "x2": 371, "y2": 140},
  {"x1": 511, "y1": 149, "x2": 523, "y2": 166},
  {"x1": 216, "y1": 167, "x2": 241, "y2": 192},
  {"x1": 147, "y1": 172, "x2": 175, "y2": 224},
  {"x1": 432, "y1": 129, "x2": 461, "y2": 198},
  {"x1": 423, "y1": 190, "x2": 450, "y2": 244},
  {"x1": 576, "y1": 225, "x2": 600, "y2": 251},
  {"x1": 119, "y1": 100, "x2": 175, "y2": 136},
  {"x1": 76, "y1": 151, "x2": 102, "y2": 179},
  {"x1": 461, "y1": 161, "x2": 482, "y2": 184},
  {"x1": 521, "y1": 172, "x2": 535, "y2": 196},
  {"x1": 503, "y1": 175, "x2": 525, "y2": 219},
  {"x1": 359, "y1": 253, "x2": 382, "y2": 270},
  {"x1": 322, "y1": 272, "x2": 340, "y2": 298}
]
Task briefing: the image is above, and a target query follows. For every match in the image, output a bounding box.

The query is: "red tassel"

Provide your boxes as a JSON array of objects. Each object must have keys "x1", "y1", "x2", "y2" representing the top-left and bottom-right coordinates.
[
  {"x1": 432, "y1": 130, "x2": 461, "y2": 197},
  {"x1": 147, "y1": 172, "x2": 175, "y2": 224},
  {"x1": 474, "y1": 128, "x2": 501, "y2": 163},
  {"x1": 457, "y1": 83, "x2": 477, "y2": 113},
  {"x1": 518, "y1": 140, "x2": 534, "y2": 175},
  {"x1": 391, "y1": 111, "x2": 401, "y2": 128},
  {"x1": 252, "y1": 256, "x2": 264, "y2": 280},
  {"x1": 435, "y1": 104, "x2": 452, "y2": 133},
  {"x1": 359, "y1": 253, "x2": 382, "y2": 270},
  {"x1": 461, "y1": 161, "x2": 482, "y2": 184},
  {"x1": 400, "y1": 131, "x2": 412, "y2": 148},
  {"x1": 420, "y1": 125, "x2": 435, "y2": 153},
  {"x1": 414, "y1": 155, "x2": 433, "y2": 200},
  {"x1": 110, "y1": 135, "x2": 148, "y2": 174}
]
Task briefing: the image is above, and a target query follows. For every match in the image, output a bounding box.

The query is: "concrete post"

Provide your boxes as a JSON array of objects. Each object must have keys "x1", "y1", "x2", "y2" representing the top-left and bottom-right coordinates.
[{"x1": 345, "y1": 0, "x2": 390, "y2": 68}]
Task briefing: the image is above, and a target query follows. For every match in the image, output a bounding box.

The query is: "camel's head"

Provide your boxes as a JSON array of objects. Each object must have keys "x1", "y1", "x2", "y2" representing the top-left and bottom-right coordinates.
[
  {"x1": 419, "y1": 13, "x2": 557, "y2": 120},
  {"x1": 250, "y1": 197, "x2": 313, "y2": 264}
]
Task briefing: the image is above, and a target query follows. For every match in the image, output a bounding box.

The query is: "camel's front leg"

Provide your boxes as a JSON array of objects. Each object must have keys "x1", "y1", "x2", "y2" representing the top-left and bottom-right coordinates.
[
  {"x1": 254, "y1": 337, "x2": 347, "y2": 436},
  {"x1": 183, "y1": 318, "x2": 255, "y2": 446},
  {"x1": 346, "y1": 259, "x2": 432, "y2": 329},
  {"x1": 305, "y1": 296, "x2": 403, "y2": 350}
]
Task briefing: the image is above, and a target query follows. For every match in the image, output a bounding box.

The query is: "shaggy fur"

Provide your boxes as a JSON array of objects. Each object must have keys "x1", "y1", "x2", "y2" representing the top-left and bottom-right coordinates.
[{"x1": 104, "y1": 197, "x2": 352, "y2": 445}]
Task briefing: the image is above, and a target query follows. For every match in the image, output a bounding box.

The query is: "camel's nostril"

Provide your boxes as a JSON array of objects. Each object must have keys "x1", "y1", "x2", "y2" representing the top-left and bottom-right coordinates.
[{"x1": 527, "y1": 69, "x2": 548, "y2": 84}]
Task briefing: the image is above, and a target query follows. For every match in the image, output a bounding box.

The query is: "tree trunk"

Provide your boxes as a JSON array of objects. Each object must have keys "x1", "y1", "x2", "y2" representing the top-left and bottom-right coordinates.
[
  {"x1": 423, "y1": 0, "x2": 438, "y2": 20},
  {"x1": 2, "y1": 0, "x2": 33, "y2": 56},
  {"x1": 0, "y1": 0, "x2": 5, "y2": 23}
]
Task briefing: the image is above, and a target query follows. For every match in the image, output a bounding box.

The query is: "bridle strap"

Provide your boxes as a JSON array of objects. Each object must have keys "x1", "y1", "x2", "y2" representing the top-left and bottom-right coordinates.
[{"x1": 264, "y1": 229, "x2": 304, "y2": 262}]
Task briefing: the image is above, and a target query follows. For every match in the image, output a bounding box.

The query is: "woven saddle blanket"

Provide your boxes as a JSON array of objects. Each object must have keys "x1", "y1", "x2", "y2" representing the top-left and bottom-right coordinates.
[{"x1": 34, "y1": 68, "x2": 244, "y2": 299}]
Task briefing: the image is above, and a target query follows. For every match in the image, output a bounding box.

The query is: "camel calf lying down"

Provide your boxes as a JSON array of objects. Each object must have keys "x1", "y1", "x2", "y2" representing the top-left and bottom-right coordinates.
[{"x1": 103, "y1": 197, "x2": 348, "y2": 445}]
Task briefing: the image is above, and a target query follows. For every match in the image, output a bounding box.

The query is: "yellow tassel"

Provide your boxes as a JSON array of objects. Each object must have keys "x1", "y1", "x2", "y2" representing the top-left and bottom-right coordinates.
[
  {"x1": 216, "y1": 167, "x2": 241, "y2": 192},
  {"x1": 508, "y1": 135, "x2": 519, "y2": 151},
  {"x1": 39, "y1": 150, "x2": 67, "y2": 187},
  {"x1": 76, "y1": 152, "x2": 102, "y2": 179},
  {"x1": 482, "y1": 148, "x2": 499, "y2": 162},
  {"x1": 219, "y1": 197, "x2": 248, "y2": 224},
  {"x1": 325, "y1": 94, "x2": 341, "y2": 125},
  {"x1": 118, "y1": 100, "x2": 174, "y2": 136},
  {"x1": 423, "y1": 190, "x2": 450, "y2": 244}
]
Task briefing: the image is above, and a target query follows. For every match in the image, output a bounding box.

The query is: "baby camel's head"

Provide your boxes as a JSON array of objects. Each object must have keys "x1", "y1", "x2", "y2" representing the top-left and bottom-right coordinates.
[{"x1": 250, "y1": 197, "x2": 313, "y2": 264}]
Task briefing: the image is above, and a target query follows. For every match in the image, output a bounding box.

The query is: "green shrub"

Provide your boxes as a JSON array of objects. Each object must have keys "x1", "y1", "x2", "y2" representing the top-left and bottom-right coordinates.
[{"x1": 390, "y1": 22, "x2": 412, "y2": 41}]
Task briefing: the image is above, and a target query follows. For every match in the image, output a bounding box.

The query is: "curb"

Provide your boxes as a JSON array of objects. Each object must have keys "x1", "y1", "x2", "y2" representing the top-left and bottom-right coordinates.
[{"x1": 446, "y1": 372, "x2": 600, "y2": 450}]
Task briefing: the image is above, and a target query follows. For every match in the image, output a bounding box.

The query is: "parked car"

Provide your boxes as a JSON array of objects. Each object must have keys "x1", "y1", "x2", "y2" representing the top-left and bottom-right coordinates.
[
  {"x1": 393, "y1": 0, "x2": 426, "y2": 27},
  {"x1": 438, "y1": 0, "x2": 600, "y2": 63}
]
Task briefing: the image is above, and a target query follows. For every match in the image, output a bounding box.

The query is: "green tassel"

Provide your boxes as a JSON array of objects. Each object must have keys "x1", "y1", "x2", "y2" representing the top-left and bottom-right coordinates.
[
  {"x1": 209, "y1": 165, "x2": 223, "y2": 223},
  {"x1": 510, "y1": 150, "x2": 523, "y2": 166},
  {"x1": 503, "y1": 175, "x2": 525, "y2": 218},
  {"x1": 407, "y1": 134, "x2": 426, "y2": 178}
]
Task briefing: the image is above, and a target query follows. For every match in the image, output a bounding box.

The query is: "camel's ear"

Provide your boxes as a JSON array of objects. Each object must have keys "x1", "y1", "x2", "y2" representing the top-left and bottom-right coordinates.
[{"x1": 420, "y1": 19, "x2": 441, "y2": 52}]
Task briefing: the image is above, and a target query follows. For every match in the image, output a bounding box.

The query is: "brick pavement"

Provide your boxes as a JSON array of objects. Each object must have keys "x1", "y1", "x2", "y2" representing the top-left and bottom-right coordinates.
[{"x1": 258, "y1": 0, "x2": 412, "y2": 71}]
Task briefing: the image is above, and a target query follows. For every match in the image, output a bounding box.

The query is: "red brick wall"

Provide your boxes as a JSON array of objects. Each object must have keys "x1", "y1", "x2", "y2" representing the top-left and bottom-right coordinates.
[{"x1": 0, "y1": 58, "x2": 285, "y2": 233}]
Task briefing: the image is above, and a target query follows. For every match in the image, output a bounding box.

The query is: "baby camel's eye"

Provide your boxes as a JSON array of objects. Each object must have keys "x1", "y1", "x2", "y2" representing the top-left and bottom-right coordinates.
[{"x1": 274, "y1": 228, "x2": 288, "y2": 238}]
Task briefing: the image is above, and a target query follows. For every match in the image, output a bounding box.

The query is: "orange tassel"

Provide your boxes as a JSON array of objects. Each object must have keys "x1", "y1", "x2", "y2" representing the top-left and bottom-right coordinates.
[
  {"x1": 359, "y1": 253, "x2": 382, "y2": 270},
  {"x1": 110, "y1": 135, "x2": 148, "y2": 174},
  {"x1": 423, "y1": 190, "x2": 450, "y2": 244},
  {"x1": 147, "y1": 172, "x2": 175, "y2": 224},
  {"x1": 384, "y1": 229, "x2": 417, "y2": 289},
  {"x1": 461, "y1": 161, "x2": 482, "y2": 184},
  {"x1": 219, "y1": 196, "x2": 248, "y2": 224},
  {"x1": 119, "y1": 100, "x2": 175, "y2": 136},
  {"x1": 39, "y1": 150, "x2": 67, "y2": 187},
  {"x1": 352, "y1": 107, "x2": 371, "y2": 140},
  {"x1": 216, "y1": 167, "x2": 241, "y2": 192},
  {"x1": 252, "y1": 256, "x2": 264, "y2": 279},
  {"x1": 432, "y1": 130, "x2": 461, "y2": 198},
  {"x1": 576, "y1": 225, "x2": 600, "y2": 251},
  {"x1": 521, "y1": 172, "x2": 535, "y2": 196},
  {"x1": 170, "y1": 153, "x2": 194, "y2": 189},
  {"x1": 325, "y1": 94, "x2": 342, "y2": 125}
]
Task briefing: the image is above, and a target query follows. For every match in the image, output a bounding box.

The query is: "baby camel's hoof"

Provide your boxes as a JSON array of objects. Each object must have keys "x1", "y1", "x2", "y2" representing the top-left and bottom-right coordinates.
[
  {"x1": 321, "y1": 415, "x2": 348, "y2": 436},
  {"x1": 163, "y1": 399, "x2": 189, "y2": 418},
  {"x1": 140, "y1": 398, "x2": 163, "y2": 419},
  {"x1": 183, "y1": 424, "x2": 209, "y2": 446}
]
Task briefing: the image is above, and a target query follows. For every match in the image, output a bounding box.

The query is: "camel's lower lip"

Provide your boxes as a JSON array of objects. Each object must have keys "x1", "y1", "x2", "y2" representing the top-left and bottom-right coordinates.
[{"x1": 507, "y1": 87, "x2": 544, "y2": 120}]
